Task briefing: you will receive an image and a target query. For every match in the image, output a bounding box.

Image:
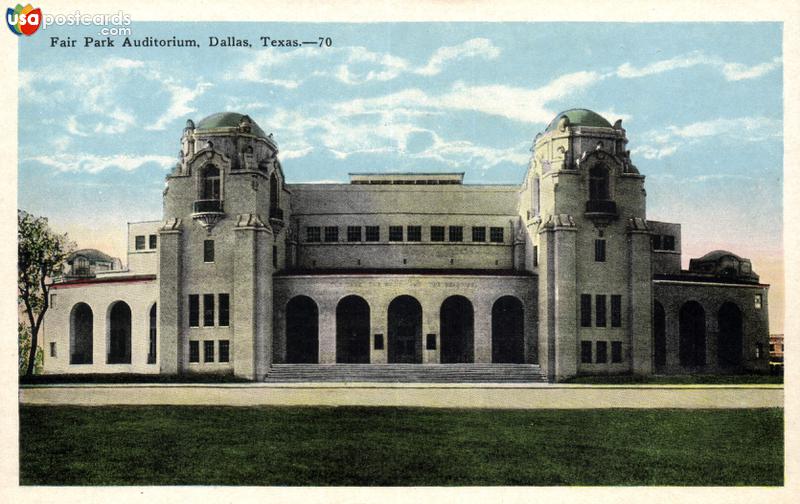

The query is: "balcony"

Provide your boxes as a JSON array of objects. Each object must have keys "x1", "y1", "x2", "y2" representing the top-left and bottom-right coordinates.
[
  {"x1": 192, "y1": 199, "x2": 224, "y2": 230},
  {"x1": 585, "y1": 200, "x2": 618, "y2": 222}
]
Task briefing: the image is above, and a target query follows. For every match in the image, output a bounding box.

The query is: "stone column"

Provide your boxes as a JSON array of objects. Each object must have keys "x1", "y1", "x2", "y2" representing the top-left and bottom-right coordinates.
[
  {"x1": 158, "y1": 219, "x2": 183, "y2": 375},
  {"x1": 318, "y1": 299, "x2": 336, "y2": 364},
  {"x1": 473, "y1": 301, "x2": 492, "y2": 363},
  {"x1": 370, "y1": 298, "x2": 387, "y2": 363}
]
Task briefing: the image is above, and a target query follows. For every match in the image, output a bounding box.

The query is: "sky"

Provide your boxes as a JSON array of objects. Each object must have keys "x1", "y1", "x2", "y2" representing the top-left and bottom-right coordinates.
[{"x1": 17, "y1": 22, "x2": 784, "y2": 331}]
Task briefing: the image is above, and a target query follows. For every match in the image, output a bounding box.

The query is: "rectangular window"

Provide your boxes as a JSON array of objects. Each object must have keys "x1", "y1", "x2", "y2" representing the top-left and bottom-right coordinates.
[
  {"x1": 189, "y1": 295, "x2": 200, "y2": 327},
  {"x1": 663, "y1": 235, "x2": 675, "y2": 251},
  {"x1": 218, "y1": 293, "x2": 230, "y2": 327},
  {"x1": 149, "y1": 234, "x2": 157, "y2": 249},
  {"x1": 611, "y1": 295, "x2": 622, "y2": 327},
  {"x1": 204, "y1": 340, "x2": 215, "y2": 363},
  {"x1": 50, "y1": 342, "x2": 56, "y2": 358},
  {"x1": 219, "y1": 340, "x2": 230, "y2": 362},
  {"x1": 580, "y1": 294, "x2": 592, "y2": 327},
  {"x1": 189, "y1": 341, "x2": 199, "y2": 363},
  {"x1": 754, "y1": 294, "x2": 763, "y2": 309},
  {"x1": 430, "y1": 226, "x2": 445, "y2": 242},
  {"x1": 533, "y1": 245, "x2": 539, "y2": 267},
  {"x1": 490, "y1": 227, "x2": 504, "y2": 243},
  {"x1": 449, "y1": 226, "x2": 463, "y2": 242},
  {"x1": 472, "y1": 226, "x2": 486, "y2": 242},
  {"x1": 389, "y1": 226, "x2": 404, "y2": 242},
  {"x1": 595, "y1": 295, "x2": 607, "y2": 327},
  {"x1": 426, "y1": 334, "x2": 437, "y2": 350},
  {"x1": 324, "y1": 226, "x2": 339, "y2": 242},
  {"x1": 580, "y1": 341, "x2": 592, "y2": 363},
  {"x1": 770, "y1": 343, "x2": 775, "y2": 352},
  {"x1": 306, "y1": 226, "x2": 321, "y2": 242},
  {"x1": 135, "y1": 235, "x2": 145, "y2": 250},
  {"x1": 595, "y1": 239, "x2": 606, "y2": 262},
  {"x1": 407, "y1": 226, "x2": 421, "y2": 242},
  {"x1": 374, "y1": 334, "x2": 384, "y2": 350},
  {"x1": 365, "y1": 226, "x2": 380, "y2": 242},
  {"x1": 272, "y1": 245, "x2": 278, "y2": 268},
  {"x1": 203, "y1": 294, "x2": 215, "y2": 327},
  {"x1": 596, "y1": 341, "x2": 608, "y2": 363},
  {"x1": 203, "y1": 240, "x2": 215, "y2": 263},
  {"x1": 611, "y1": 342, "x2": 623, "y2": 363},
  {"x1": 347, "y1": 226, "x2": 362, "y2": 242},
  {"x1": 652, "y1": 235, "x2": 662, "y2": 250},
  {"x1": 50, "y1": 293, "x2": 56, "y2": 308}
]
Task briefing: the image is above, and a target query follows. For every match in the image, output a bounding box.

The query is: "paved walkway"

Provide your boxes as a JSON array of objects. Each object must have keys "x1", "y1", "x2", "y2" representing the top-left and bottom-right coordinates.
[{"x1": 19, "y1": 383, "x2": 783, "y2": 409}]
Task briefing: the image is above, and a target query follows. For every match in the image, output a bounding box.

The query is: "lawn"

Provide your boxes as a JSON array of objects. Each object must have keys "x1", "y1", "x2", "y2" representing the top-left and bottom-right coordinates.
[
  {"x1": 19, "y1": 406, "x2": 783, "y2": 486},
  {"x1": 563, "y1": 374, "x2": 783, "y2": 385}
]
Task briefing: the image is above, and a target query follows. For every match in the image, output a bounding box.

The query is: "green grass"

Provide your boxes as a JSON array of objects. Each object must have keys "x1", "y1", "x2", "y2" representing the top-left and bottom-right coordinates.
[
  {"x1": 19, "y1": 406, "x2": 783, "y2": 486},
  {"x1": 19, "y1": 373, "x2": 250, "y2": 385},
  {"x1": 563, "y1": 374, "x2": 783, "y2": 385}
]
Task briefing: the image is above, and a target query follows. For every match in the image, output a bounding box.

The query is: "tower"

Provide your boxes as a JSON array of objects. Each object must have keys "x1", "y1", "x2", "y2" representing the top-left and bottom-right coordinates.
[
  {"x1": 158, "y1": 112, "x2": 288, "y2": 380},
  {"x1": 523, "y1": 109, "x2": 652, "y2": 381}
]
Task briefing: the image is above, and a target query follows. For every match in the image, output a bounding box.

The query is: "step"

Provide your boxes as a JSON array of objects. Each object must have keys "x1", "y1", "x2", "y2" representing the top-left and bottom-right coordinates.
[{"x1": 264, "y1": 363, "x2": 548, "y2": 383}]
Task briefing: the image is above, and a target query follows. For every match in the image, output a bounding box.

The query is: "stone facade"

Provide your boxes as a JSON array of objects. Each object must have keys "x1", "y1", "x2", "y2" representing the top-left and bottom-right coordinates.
[{"x1": 41, "y1": 109, "x2": 771, "y2": 381}]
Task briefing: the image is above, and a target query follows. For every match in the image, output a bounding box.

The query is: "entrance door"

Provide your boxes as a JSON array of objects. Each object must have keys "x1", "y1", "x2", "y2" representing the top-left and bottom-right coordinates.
[{"x1": 388, "y1": 295, "x2": 422, "y2": 364}]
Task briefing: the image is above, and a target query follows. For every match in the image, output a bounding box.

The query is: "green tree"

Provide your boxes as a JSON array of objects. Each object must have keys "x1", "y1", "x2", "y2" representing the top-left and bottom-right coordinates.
[
  {"x1": 18, "y1": 210, "x2": 74, "y2": 376},
  {"x1": 18, "y1": 322, "x2": 43, "y2": 375}
]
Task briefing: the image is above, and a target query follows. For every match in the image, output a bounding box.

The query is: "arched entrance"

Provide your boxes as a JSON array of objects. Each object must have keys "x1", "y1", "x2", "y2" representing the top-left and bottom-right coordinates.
[
  {"x1": 107, "y1": 301, "x2": 131, "y2": 364},
  {"x1": 492, "y1": 296, "x2": 524, "y2": 363},
  {"x1": 440, "y1": 295, "x2": 474, "y2": 363},
  {"x1": 336, "y1": 295, "x2": 371, "y2": 363},
  {"x1": 388, "y1": 295, "x2": 422, "y2": 364},
  {"x1": 286, "y1": 296, "x2": 319, "y2": 363},
  {"x1": 718, "y1": 302, "x2": 743, "y2": 368},
  {"x1": 653, "y1": 301, "x2": 666, "y2": 370},
  {"x1": 70, "y1": 302, "x2": 93, "y2": 364},
  {"x1": 679, "y1": 301, "x2": 706, "y2": 368}
]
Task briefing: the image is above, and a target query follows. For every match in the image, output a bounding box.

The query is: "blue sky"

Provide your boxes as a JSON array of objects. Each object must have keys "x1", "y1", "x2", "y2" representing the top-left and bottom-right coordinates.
[{"x1": 17, "y1": 22, "x2": 784, "y2": 327}]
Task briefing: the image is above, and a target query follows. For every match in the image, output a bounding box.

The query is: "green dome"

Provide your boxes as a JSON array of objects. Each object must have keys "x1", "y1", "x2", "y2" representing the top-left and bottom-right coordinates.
[
  {"x1": 545, "y1": 109, "x2": 612, "y2": 132},
  {"x1": 195, "y1": 112, "x2": 268, "y2": 138}
]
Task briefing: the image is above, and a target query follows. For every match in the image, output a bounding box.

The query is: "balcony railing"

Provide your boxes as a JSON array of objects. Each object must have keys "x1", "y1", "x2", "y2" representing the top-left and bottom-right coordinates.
[
  {"x1": 269, "y1": 206, "x2": 284, "y2": 220},
  {"x1": 193, "y1": 199, "x2": 224, "y2": 213},
  {"x1": 585, "y1": 199, "x2": 618, "y2": 216}
]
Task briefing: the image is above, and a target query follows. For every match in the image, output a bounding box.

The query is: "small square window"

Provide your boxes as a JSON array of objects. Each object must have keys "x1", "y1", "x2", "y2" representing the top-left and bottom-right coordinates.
[
  {"x1": 324, "y1": 226, "x2": 339, "y2": 242},
  {"x1": 449, "y1": 226, "x2": 463, "y2": 242},
  {"x1": 472, "y1": 227, "x2": 486, "y2": 242},
  {"x1": 389, "y1": 226, "x2": 404, "y2": 241},
  {"x1": 407, "y1": 226, "x2": 421, "y2": 242},
  {"x1": 135, "y1": 235, "x2": 145, "y2": 250},
  {"x1": 306, "y1": 226, "x2": 321, "y2": 242},
  {"x1": 595, "y1": 239, "x2": 606, "y2": 262},
  {"x1": 611, "y1": 341, "x2": 623, "y2": 363},
  {"x1": 189, "y1": 341, "x2": 200, "y2": 363},
  {"x1": 347, "y1": 226, "x2": 362, "y2": 242},
  {"x1": 580, "y1": 341, "x2": 592, "y2": 363},
  {"x1": 149, "y1": 234, "x2": 158, "y2": 249},
  {"x1": 431, "y1": 226, "x2": 445, "y2": 242},
  {"x1": 426, "y1": 334, "x2": 437, "y2": 350},
  {"x1": 754, "y1": 294, "x2": 763, "y2": 309},
  {"x1": 204, "y1": 340, "x2": 215, "y2": 363},
  {"x1": 596, "y1": 341, "x2": 608, "y2": 363},
  {"x1": 219, "y1": 340, "x2": 230, "y2": 362},
  {"x1": 374, "y1": 334, "x2": 384, "y2": 350},
  {"x1": 50, "y1": 342, "x2": 57, "y2": 358},
  {"x1": 365, "y1": 226, "x2": 380, "y2": 242},
  {"x1": 490, "y1": 227, "x2": 504, "y2": 243},
  {"x1": 204, "y1": 240, "x2": 215, "y2": 263}
]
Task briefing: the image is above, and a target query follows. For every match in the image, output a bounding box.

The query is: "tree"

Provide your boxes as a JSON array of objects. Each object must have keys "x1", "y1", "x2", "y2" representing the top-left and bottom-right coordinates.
[{"x1": 18, "y1": 210, "x2": 74, "y2": 376}]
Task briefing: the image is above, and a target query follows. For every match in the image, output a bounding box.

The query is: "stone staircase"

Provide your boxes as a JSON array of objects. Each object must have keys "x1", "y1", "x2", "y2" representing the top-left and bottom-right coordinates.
[{"x1": 263, "y1": 363, "x2": 548, "y2": 383}]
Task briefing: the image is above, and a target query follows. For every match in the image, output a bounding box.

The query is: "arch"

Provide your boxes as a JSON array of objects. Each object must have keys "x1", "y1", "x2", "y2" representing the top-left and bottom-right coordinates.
[
  {"x1": 653, "y1": 301, "x2": 666, "y2": 370},
  {"x1": 388, "y1": 295, "x2": 422, "y2": 364},
  {"x1": 286, "y1": 296, "x2": 319, "y2": 363},
  {"x1": 107, "y1": 301, "x2": 132, "y2": 364},
  {"x1": 336, "y1": 295, "x2": 371, "y2": 363},
  {"x1": 589, "y1": 163, "x2": 610, "y2": 201},
  {"x1": 440, "y1": 295, "x2": 474, "y2": 363},
  {"x1": 147, "y1": 303, "x2": 157, "y2": 364},
  {"x1": 269, "y1": 172, "x2": 279, "y2": 209},
  {"x1": 69, "y1": 302, "x2": 93, "y2": 364},
  {"x1": 679, "y1": 301, "x2": 706, "y2": 368},
  {"x1": 492, "y1": 296, "x2": 525, "y2": 363},
  {"x1": 717, "y1": 302, "x2": 743, "y2": 368},
  {"x1": 200, "y1": 164, "x2": 221, "y2": 200}
]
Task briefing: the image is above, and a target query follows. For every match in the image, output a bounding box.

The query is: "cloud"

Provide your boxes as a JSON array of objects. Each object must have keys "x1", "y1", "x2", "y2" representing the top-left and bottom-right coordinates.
[
  {"x1": 631, "y1": 116, "x2": 782, "y2": 159},
  {"x1": 26, "y1": 153, "x2": 176, "y2": 174},
  {"x1": 415, "y1": 38, "x2": 501, "y2": 76},
  {"x1": 616, "y1": 52, "x2": 781, "y2": 82},
  {"x1": 146, "y1": 81, "x2": 213, "y2": 131}
]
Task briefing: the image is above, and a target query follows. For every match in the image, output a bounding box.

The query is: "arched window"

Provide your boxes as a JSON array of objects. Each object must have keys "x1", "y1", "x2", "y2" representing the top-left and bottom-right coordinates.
[
  {"x1": 201, "y1": 165, "x2": 221, "y2": 200},
  {"x1": 270, "y1": 172, "x2": 279, "y2": 209},
  {"x1": 492, "y1": 296, "x2": 525, "y2": 363},
  {"x1": 589, "y1": 164, "x2": 610, "y2": 201},
  {"x1": 107, "y1": 301, "x2": 132, "y2": 364},
  {"x1": 679, "y1": 301, "x2": 706, "y2": 368},
  {"x1": 70, "y1": 303, "x2": 93, "y2": 364},
  {"x1": 286, "y1": 296, "x2": 319, "y2": 363}
]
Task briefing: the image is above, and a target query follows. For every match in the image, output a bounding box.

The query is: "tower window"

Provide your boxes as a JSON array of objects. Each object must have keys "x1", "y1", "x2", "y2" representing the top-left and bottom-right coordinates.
[
  {"x1": 533, "y1": 177, "x2": 540, "y2": 216},
  {"x1": 347, "y1": 226, "x2": 362, "y2": 242},
  {"x1": 324, "y1": 226, "x2": 339, "y2": 242},
  {"x1": 472, "y1": 227, "x2": 486, "y2": 242},
  {"x1": 203, "y1": 240, "x2": 215, "y2": 263},
  {"x1": 306, "y1": 226, "x2": 321, "y2": 242},
  {"x1": 431, "y1": 226, "x2": 445, "y2": 242},
  {"x1": 272, "y1": 245, "x2": 278, "y2": 268},
  {"x1": 534, "y1": 245, "x2": 539, "y2": 267},
  {"x1": 449, "y1": 226, "x2": 463, "y2": 242},
  {"x1": 389, "y1": 226, "x2": 404, "y2": 241},
  {"x1": 595, "y1": 295, "x2": 607, "y2": 327},
  {"x1": 595, "y1": 239, "x2": 606, "y2": 262},
  {"x1": 201, "y1": 165, "x2": 221, "y2": 200},
  {"x1": 754, "y1": 294, "x2": 763, "y2": 309},
  {"x1": 589, "y1": 164, "x2": 610, "y2": 201},
  {"x1": 365, "y1": 226, "x2": 380, "y2": 242}
]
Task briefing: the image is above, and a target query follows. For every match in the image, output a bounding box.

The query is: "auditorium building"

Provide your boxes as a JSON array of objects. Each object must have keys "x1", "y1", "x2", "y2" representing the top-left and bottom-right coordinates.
[{"x1": 40, "y1": 109, "x2": 771, "y2": 382}]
